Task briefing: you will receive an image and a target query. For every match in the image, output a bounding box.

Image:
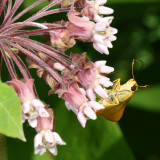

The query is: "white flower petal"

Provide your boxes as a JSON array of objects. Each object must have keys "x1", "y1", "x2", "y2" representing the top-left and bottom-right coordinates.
[
  {"x1": 110, "y1": 27, "x2": 118, "y2": 34},
  {"x1": 34, "y1": 133, "x2": 42, "y2": 148},
  {"x1": 93, "y1": 42, "x2": 109, "y2": 55},
  {"x1": 44, "y1": 130, "x2": 54, "y2": 143},
  {"x1": 86, "y1": 88, "x2": 96, "y2": 101},
  {"x1": 105, "y1": 40, "x2": 113, "y2": 48},
  {"x1": 83, "y1": 106, "x2": 97, "y2": 120},
  {"x1": 94, "y1": 14, "x2": 103, "y2": 22},
  {"x1": 77, "y1": 111, "x2": 87, "y2": 128},
  {"x1": 79, "y1": 88, "x2": 86, "y2": 96},
  {"x1": 94, "y1": 21, "x2": 107, "y2": 32},
  {"x1": 95, "y1": 61, "x2": 107, "y2": 68},
  {"x1": 102, "y1": 16, "x2": 114, "y2": 25},
  {"x1": 38, "y1": 108, "x2": 49, "y2": 117},
  {"x1": 108, "y1": 35, "x2": 117, "y2": 41},
  {"x1": 65, "y1": 101, "x2": 72, "y2": 110},
  {"x1": 89, "y1": 101, "x2": 105, "y2": 112},
  {"x1": 99, "y1": 66, "x2": 114, "y2": 74},
  {"x1": 65, "y1": 101, "x2": 78, "y2": 114},
  {"x1": 39, "y1": 148, "x2": 46, "y2": 156},
  {"x1": 53, "y1": 132, "x2": 66, "y2": 145},
  {"x1": 34, "y1": 147, "x2": 41, "y2": 154},
  {"x1": 93, "y1": 34, "x2": 105, "y2": 44},
  {"x1": 28, "y1": 118, "x2": 37, "y2": 128},
  {"x1": 48, "y1": 146, "x2": 57, "y2": 155},
  {"x1": 32, "y1": 99, "x2": 44, "y2": 108},
  {"x1": 99, "y1": 6, "x2": 114, "y2": 15},
  {"x1": 22, "y1": 101, "x2": 30, "y2": 114},
  {"x1": 99, "y1": 77, "x2": 113, "y2": 88},
  {"x1": 94, "y1": 17, "x2": 113, "y2": 31},
  {"x1": 95, "y1": 0, "x2": 107, "y2": 5},
  {"x1": 94, "y1": 85, "x2": 108, "y2": 99}
]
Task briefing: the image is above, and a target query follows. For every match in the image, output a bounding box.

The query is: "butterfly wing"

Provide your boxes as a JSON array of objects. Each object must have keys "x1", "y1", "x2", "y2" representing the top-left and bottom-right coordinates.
[{"x1": 97, "y1": 99, "x2": 130, "y2": 122}]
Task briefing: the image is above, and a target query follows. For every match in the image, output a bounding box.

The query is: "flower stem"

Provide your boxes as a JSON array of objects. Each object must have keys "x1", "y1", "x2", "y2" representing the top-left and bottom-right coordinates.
[
  {"x1": 9, "y1": 0, "x2": 45, "y2": 24},
  {"x1": 46, "y1": 150, "x2": 55, "y2": 160},
  {"x1": 0, "y1": 0, "x2": 7, "y2": 17},
  {"x1": 0, "y1": 0, "x2": 24, "y2": 29},
  {"x1": 0, "y1": 134, "x2": 8, "y2": 160},
  {"x1": 2, "y1": 36, "x2": 72, "y2": 69},
  {"x1": 9, "y1": 27, "x2": 66, "y2": 37},
  {"x1": 3, "y1": 44, "x2": 30, "y2": 81},
  {"x1": 0, "y1": 43, "x2": 17, "y2": 79},
  {"x1": 25, "y1": 8, "x2": 70, "y2": 22},
  {"x1": 7, "y1": 42, "x2": 64, "y2": 85}
]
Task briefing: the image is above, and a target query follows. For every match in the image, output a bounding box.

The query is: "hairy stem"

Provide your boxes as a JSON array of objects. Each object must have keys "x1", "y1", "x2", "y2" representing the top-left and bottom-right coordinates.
[
  {"x1": 7, "y1": 42, "x2": 64, "y2": 85},
  {"x1": 0, "y1": 0, "x2": 23, "y2": 29},
  {"x1": 0, "y1": 43, "x2": 17, "y2": 79},
  {"x1": 3, "y1": 44, "x2": 30, "y2": 81},
  {"x1": 0, "y1": 0, "x2": 7, "y2": 17},
  {"x1": 9, "y1": 0, "x2": 45, "y2": 24},
  {"x1": 2, "y1": 36, "x2": 72, "y2": 69},
  {"x1": 25, "y1": 8, "x2": 70, "y2": 22},
  {"x1": 8, "y1": 27, "x2": 66, "y2": 37}
]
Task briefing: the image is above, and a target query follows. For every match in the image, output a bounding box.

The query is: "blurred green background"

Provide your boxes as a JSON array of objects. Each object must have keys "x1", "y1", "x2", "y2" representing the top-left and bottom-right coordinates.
[{"x1": 3, "y1": 0, "x2": 160, "y2": 160}]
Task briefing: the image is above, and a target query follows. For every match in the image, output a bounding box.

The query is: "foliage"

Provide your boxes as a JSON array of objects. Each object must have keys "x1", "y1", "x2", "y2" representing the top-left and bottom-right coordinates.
[{"x1": 0, "y1": 82, "x2": 25, "y2": 141}]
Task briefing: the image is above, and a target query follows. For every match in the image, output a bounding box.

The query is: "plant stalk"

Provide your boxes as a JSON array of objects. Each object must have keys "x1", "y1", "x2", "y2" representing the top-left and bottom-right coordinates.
[{"x1": 0, "y1": 134, "x2": 8, "y2": 160}]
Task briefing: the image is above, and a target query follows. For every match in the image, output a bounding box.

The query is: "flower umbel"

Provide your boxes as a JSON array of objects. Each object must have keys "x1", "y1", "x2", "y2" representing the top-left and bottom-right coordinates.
[{"x1": 0, "y1": 0, "x2": 117, "y2": 156}]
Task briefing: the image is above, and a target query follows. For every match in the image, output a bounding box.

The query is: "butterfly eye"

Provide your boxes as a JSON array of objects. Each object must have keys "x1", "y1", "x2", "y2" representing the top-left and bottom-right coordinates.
[{"x1": 131, "y1": 85, "x2": 137, "y2": 91}]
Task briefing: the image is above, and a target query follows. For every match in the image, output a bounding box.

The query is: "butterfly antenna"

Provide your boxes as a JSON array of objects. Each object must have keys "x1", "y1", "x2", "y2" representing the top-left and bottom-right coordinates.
[
  {"x1": 111, "y1": 61, "x2": 131, "y2": 75},
  {"x1": 139, "y1": 85, "x2": 149, "y2": 88},
  {"x1": 134, "y1": 59, "x2": 144, "y2": 79},
  {"x1": 133, "y1": 60, "x2": 149, "y2": 87},
  {"x1": 132, "y1": 59, "x2": 135, "y2": 79}
]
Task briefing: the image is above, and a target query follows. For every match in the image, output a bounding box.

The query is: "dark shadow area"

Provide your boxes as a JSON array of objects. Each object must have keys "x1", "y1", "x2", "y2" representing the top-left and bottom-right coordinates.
[
  {"x1": 119, "y1": 106, "x2": 160, "y2": 160},
  {"x1": 6, "y1": 123, "x2": 35, "y2": 160},
  {"x1": 100, "y1": 137, "x2": 135, "y2": 160}
]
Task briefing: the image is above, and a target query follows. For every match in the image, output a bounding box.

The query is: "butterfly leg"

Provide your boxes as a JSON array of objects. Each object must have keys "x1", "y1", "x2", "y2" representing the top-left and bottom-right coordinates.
[{"x1": 112, "y1": 78, "x2": 121, "y2": 90}]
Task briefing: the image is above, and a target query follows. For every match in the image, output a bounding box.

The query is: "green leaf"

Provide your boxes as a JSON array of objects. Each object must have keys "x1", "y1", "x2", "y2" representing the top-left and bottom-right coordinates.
[
  {"x1": 129, "y1": 84, "x2": 160, "y2": 113},
  {"x1": 0, "y1": 81, "x2": 25, "y2": 141}
]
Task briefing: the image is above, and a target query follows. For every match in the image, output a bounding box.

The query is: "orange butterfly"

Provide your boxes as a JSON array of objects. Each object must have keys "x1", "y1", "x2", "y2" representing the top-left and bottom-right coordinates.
[{"x1": 96, "y1": 59, "x2": 148, "y2": 121}]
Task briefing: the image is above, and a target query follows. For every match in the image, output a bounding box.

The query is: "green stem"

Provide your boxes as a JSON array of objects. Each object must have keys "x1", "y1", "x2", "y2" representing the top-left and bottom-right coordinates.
[
  {"x1": 0, "y1": 134, "x2": 7, "y2": 160},
  {"x1": 46, "y1": 151, "x2": 55, "y2": 160}
]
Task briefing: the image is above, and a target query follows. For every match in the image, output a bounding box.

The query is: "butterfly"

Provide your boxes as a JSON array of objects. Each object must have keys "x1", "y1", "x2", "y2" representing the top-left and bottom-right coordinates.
[{"x1": 96, "y1": 59, "x2": 148, "y2": 121}]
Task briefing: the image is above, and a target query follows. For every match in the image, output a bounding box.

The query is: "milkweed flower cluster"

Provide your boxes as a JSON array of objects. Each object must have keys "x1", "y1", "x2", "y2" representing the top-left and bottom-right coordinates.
[{"x1": 0, "y1": 0, "x2": 117, "y2": 156}]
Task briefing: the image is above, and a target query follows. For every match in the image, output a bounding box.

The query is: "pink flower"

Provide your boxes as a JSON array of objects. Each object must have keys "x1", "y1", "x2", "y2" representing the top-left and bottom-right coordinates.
[
  {"x1": 57, "y1": 81, "x2": 104, "y2": 127},
  {"x1": 83, "y1": 0, "x2": 114, "y2": 20},
  {"x1": 66, "y1": 53, "x2": 114, "y2": 101},
  {"x1": 7, "y1": 79, "x2": 36, "y2": 103},
  {"x1": 35, "y1": 109, "x2": 55, "y2": 133},
  {"x1": 77, "y1": 101, "x2": 104, "y2": 128},
  {"x1": 67, "y1": 12, "x2": 94, "y2": 42},
  {"x1": 34, "y1": 130, "x2": 66, "y2": 156},
  {"x1": 57, "y1": 82, "x2": 88, "y2": 109},
  {"x1": 67, "y1": 13, "x2": 117, "y2": 54},
  {"x1": 7, "y1": 79, "x2": 49, "y2": 128},
  {"x1": 34, "y1": 109, "x2": 65, "y2": 156},
  {"x1": 93, "y1": 16, "x2": 118, "y2": 54},
  {"x1": 22, "y1": 99, "x2": 49, "y2": 128}
]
